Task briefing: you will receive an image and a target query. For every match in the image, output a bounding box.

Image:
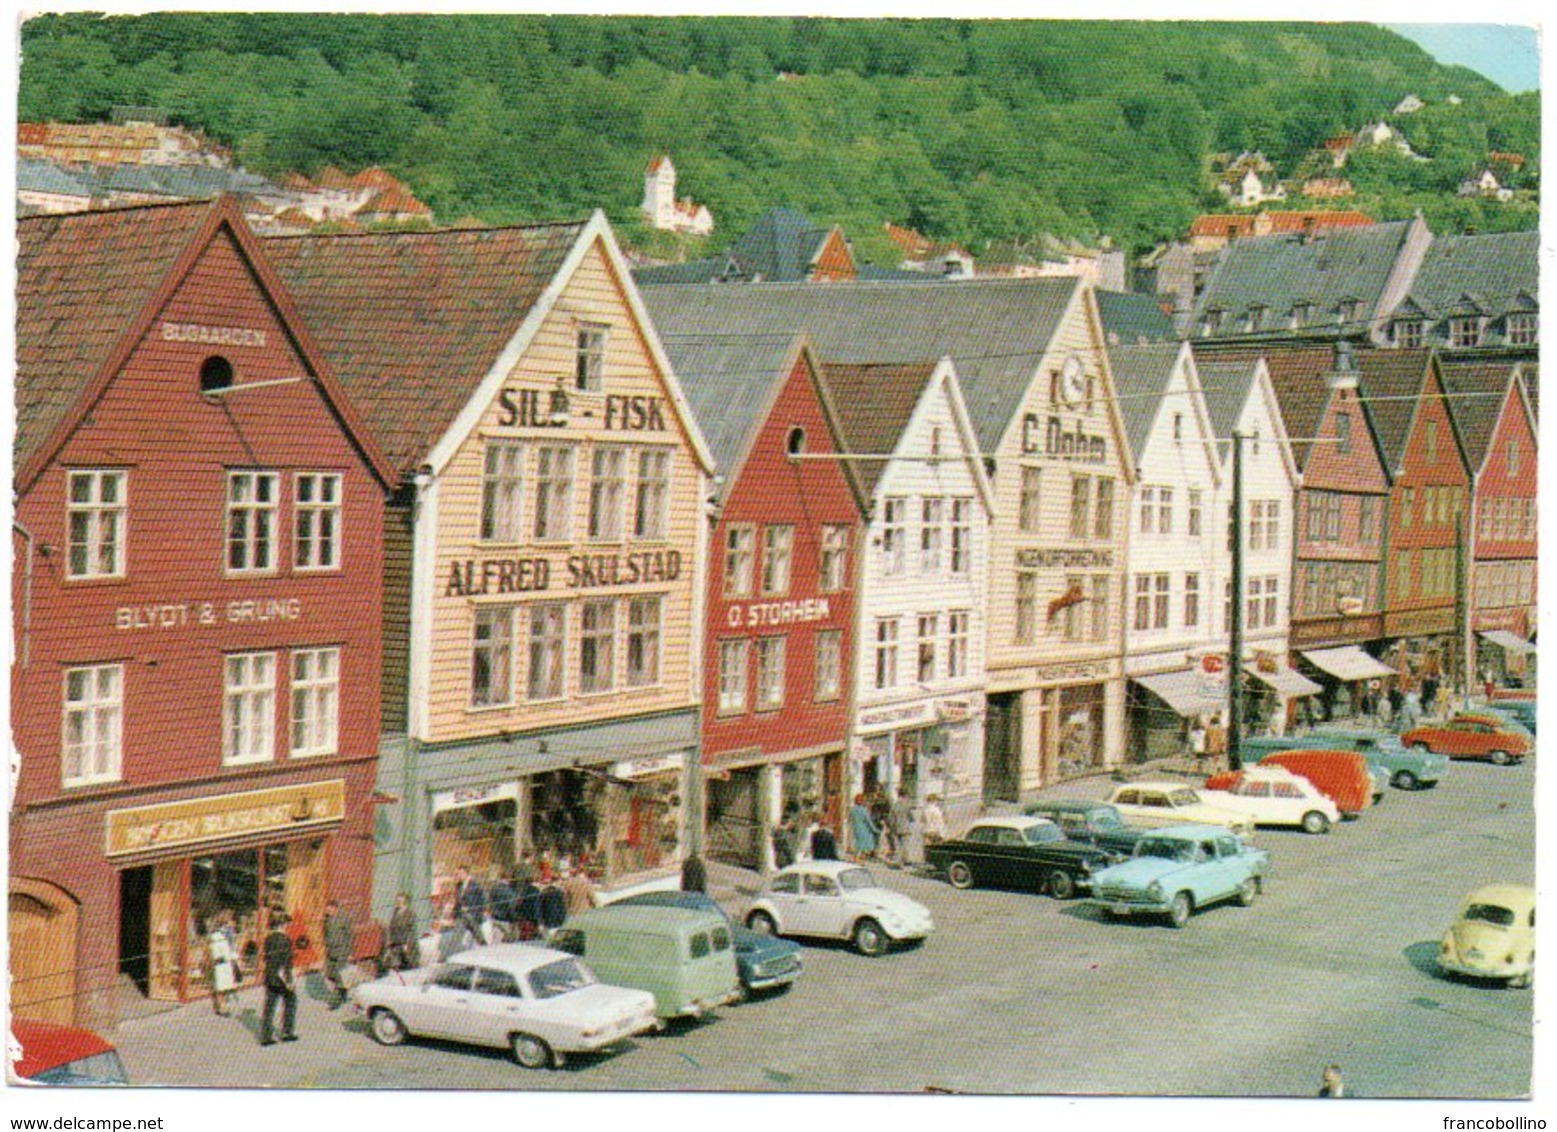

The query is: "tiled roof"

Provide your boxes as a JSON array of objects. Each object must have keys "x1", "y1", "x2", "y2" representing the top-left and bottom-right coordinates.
[
  {"x1": 1263, "y1": 211, "x2": 1374, "y2": 233},
  {"x1": 1354, "y1": 348, "x2": 1434, "y2": 471},
  {"x1": 1190, "y1": 215, "x2": 1257, "y2": 239},
  {"x1": 1398, "y1": 230, "x2": 1538, "y2": 331},
  {"x1": 640, "y1": 277, "x2": 1082, "y2": 452},
  {"x1": 1438, "y1": 359, "x2": 1522, "y2": 471},
  {"x1": 1106, "y1": 342, "x2": 1182, "y2": 463},
  {"x1": 14, "y1": 200, "x2": 216, "y2": 471},
  {"x1": 314, "y1": 165, "x2": 354, "y2": 190},
  {"x1": 349, "y1": 167, "x2": 404, "y2": 192},
  {"x1": 1095, "y1": 289, "x2": 1176, "y2": 345},
  {"x1": 725, "y1": 208, "x2": 836, "y2": 282},
  {"x1": 1195, "y1": 344, "x2": 1338, "y2": 470},
  {"x1": 18, "y1": 122, "x2": 48, "y2": 145},
  {"x1": 812, "y1": 361, "x2": 938, "y2": 497},
  {"x1": 264, "y1": 221, "x2": 587, "y2": 473},
  {"x1": 645, "y1": 154, "x2": 670, "y2": 174},
  {"x1": 361, "y1": 186, "x2": 431, "y2": 216},
  {"x1": 883, "y1": 222, "x2": 933, "y2": 259}
]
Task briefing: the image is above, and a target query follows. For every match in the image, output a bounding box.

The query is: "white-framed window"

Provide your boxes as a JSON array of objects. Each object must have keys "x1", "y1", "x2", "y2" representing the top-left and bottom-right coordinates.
[
  {"x1": 1264, "y1": 500, "x2": 1281, "y2": 550},
  {"x1": 634, "y1": 448, "x2": 670, "y2": 539},
  {"x1": 480, "y1": 443, "x2": 525, "y2": 542},
  {"x1": 471, "y1": 607, "x2": 514, "y2": 707},
  {"x1": 718, "y1": 639, "x2": 748, "y2": 714},
  {"x1": 881, "y1": 499, "x2": 907, "y2": 575},
  {"x1": 1063, "y1": 575, "x2": 1087, "y2": 642},
  {"x1": 1394, "y1": 319, "x2": 1424, "y2": 348},
  {"x1": 1015, "y1": 572, "x2": 1037, "y2": 644},
  {"x1": 1133, "y1": 574, "x2": 1153, "y2": 632},
  {"x1": 819, "y1": 525, "x2": 850, "y2": 592},
  {"x1": 1359, "y1": 494, "x2": 1377, "y2": 542},
  {"x1": 946, "y1": 612, "x2": 970, "y2": 678},
  {"x1": 1094, "y1": 479, "x2": 1114, "y2": 541},
  {"x1": 579, "y1": 600, "x2": 616, "y2": 694},
  {"x1": 874, "y1": 618, "x2": 900, "y2": 689},
  {"x1": 921, "y1": 498, "x2": 944, "y2": 573},
  {"x1": 588, "y1": 447, "x2": 627, "y2": 541},
  {"x1": 527, "y1": 603, "x2": 567, "y2": 701},
  {"x1": 533, "y1": 446, "x2": 574, "y2": 541},
  {"x1": 1153, "y1": 574, "x2": 1170, "y2": 630},
  {"x1": 223, "y1": 652, "x2": 275, "y2": 765},
  {"x1": 1262, "y1": 576, "x2": 1279, "y2": 626},
  {"x1": 61, "y1": 663, "x2": 122, "y2": 786},
  {"x1": 724, "y1": 525, "x2": 755, "y2": 596},
  {"x1": 290, "y1": 647, "x2": 339, "y2": 757},
  {"x1": 951, "y1": 499, "x2": 973, "y2": 573},
  {"x1": 815, "y1": 630, "x2": 842, "y2": 701},
  {"x1": 917, "y1": 614, "x2": 939, "y2": 683},
  {"x1": 762, "y1": 525, "x2": 794, "y2": 595},
  {"x1": 1069, "y1": 477, "x2": 1091, "y2": 540},
  {"x1": 575, "y1": 322, "x2": 609, "y2": 393},
  {"x1": 1249, "y1": 501, "x2": 1267, "y2": 550},
  {"x1": 1507, "y1": 312, "x2": 1537, "y2": 346},
  {"x1": 756, "y1": 636, "x2": 786, "y2": 710},
  {"x1": 67, "y1": 470, "x2": 127, "y2": 579},
  {"x1": 1019, "y1": 467, "x2": 1042, "y2": 532},
  {"x1": 294, "y1": 473, "x2": 342, "y2": 570},
  {"x1": 627, "y1": 596, "x2": 661, "y2": 688},
  {"x1": 1450, "y1": 317, "x2": 1482, "y2": 348},
  {"x1": 226, "y1": 471, "x2": 279, "y2": 573},
  {"x1": 1139, "y1": 486, "x2": 1156, "y2": 535},
  {"x1": 1188, "y1": 489, "x2": 1202, "y2": 538},
  {"x1": 1157, "y1": 488, "x2": 1174, "y2": 534},
  {"x1": 1090, "y1": 575, "x2": 1110, "y2": 641},
  {"x1": 1184, "y1": 573, "x2": 1200, "y2": 627},
  {"x1": 1246, "y1": 577, "x2": 1264, "y2": 629}
]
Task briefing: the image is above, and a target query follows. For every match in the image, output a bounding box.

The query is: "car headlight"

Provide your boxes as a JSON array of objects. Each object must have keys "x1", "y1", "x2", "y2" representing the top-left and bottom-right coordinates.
[
  {"x1": 1080, "y1": 860, "x2": 1093, "y2": 873},
  {"x1": 1147, "y1": 881, "x2": 1163, "y2": 899}
]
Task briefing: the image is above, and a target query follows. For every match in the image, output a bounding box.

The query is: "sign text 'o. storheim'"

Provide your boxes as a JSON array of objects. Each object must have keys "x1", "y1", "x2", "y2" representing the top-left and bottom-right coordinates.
[{"x1": 727, "y1": 597, "x2": 832, "y2": 628}]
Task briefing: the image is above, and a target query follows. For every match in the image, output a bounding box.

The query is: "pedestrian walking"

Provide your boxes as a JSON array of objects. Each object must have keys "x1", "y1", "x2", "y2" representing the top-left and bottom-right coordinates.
[
  {"x1": 680, "y1": 852, "x2": 707, "y2": 893},
  {"x1": 538, "y1": 877, "x2": 568, "y2": 938},
  {"x1": 848, "y1": 794, "x2": 878, "y2": 859},
  {"x1": 260, "y1": 913, "x2": 298, "y2": 1046},
  {"x1": 888, "y1": 790, "x2": 913, "y2": 867},
  {"x1": 772, "y1": 815, "x2": 797, "y2": 870},
  {"x1": 452, "y1": 865, "x2": 487, "y2": 947},
  {"x1": 869, "y1": 791, "x2": 894, "y2": 862},
  {"x1": 385, "y1": 892, "x2": 417, "y2": 970},
  {"x1": 1189, "y1": 718, "x2": 1208, "y2": 762},
  {"x1": 809, "y1": 816, "x2": 839, "y2": 861},
  {"x1": 1318, "y1": 1064, "x2": 1346, "y2": 1097},
  {"x1": 562, "y1": 862, "x2": 597, "y2": 918},
  {"x1": 922, "y1": 794, "x2": 947, "y2": 847},
  {"x1": 322, "y1": 900, "x2": 355, "y2": 1009},
  {"x1": 208, "y1": 909, "x2": 239, "y2": 1017}
]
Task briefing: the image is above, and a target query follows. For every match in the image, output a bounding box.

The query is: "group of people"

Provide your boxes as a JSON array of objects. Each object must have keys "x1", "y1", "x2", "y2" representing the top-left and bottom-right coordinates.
[
  {"x1": 770, "y1": 789, "x2": 946, "y2": 870},
  {"x1": 422, "y1": 858, "x2": 597, "y2": 963}
]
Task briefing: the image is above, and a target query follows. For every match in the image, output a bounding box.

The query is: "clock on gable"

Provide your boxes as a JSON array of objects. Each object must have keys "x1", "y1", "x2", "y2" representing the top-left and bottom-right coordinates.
[{"x1": 1059, "y1": 355, "x2": 1087, "y2": 406}]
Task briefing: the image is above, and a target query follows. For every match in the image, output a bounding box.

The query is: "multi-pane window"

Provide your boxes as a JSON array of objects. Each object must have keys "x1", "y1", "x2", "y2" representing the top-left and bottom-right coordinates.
[
  {"x1": 921, "y1": 498, "x2": 944, "y2": 572},
  {"x1": 534, "y1": 447, "x2": 574, "y2": 541},
  {"x1": 1069, "y1": 477, "x2": 1091, "y2": 540},
  {"x1": 1019, "y1": 467, "x2": 1042, "y2": 532},
  {"x1": 1400, "y1": 487, "x2": 1415, "y2": 529},
  {"x1": 762, "y1": 525, "x2": 794, "y2": 595},
  {"x1": 1153, "y1": 574, "x2": 1170, "y2": 630},
  {"x1": 290, "y1": 648, "x2": 339, "y2": 756},
  {"x1": 1093, "y1": 479, "x2": 1114, "y2": 540},
  {"x1": 62, "y1": 664, "x2": 122, "y2": 786},
  {"x1": 634, "y1": 449, "x2": 671, "y2": 539},
  {"x1": 1139, "y1": 487, "x2": 1156, "y2": 535},
  {"x1": 1450, "y1": 317, "x2": 1483, "y2": 348},
  {"x1": 1090, "y1": 575, "x2": 1110, "y2": 641},
  {"x1": 1398, "y1": 549, "x2": 1415, "y2": 598},
  {"x1": 1264, "y1": 500, "x2": 1281, "y2": 550},
  {"x1": 627, "y1": 597, "x2": 661, "y2": 687},
  {"x1": 527, "y1": 604, "x2": 567, "y2": 701},
  {"x1": 66, "y1": 470, "x2": 126, "y2": 579},
  {"x1": 946, "y1": 613, "x2": 970, "y2": 678},
  {"x1": 1394, "y1": 320, "x2": 1424, "y2": 349},
  {"x1": 718, "y1": 640, "x2": 748, "y2": 714},
  {"x1": 820, "y1": 525, "x2": 850, "y2": 592},
  {"x1": 480, "y1": 444, "x2": 525, "y2": 542},
  {"x1": 471, "y1": 607, "x2": 514, "y2": 707},
  {"x1": 1325, "y1": 493, "x2": 1342, "y2": 541},
  {"x1": 575, "y1": 322, "x2": 609, "y2": 392},
  {"x1": 1262, "y1": 576, "x2": 1279, "y2": 626},
  {"x1": 295, "y1": 474, "x2": 342, "y2": 569},
  {"x1": 815, "y1": 630, "x2": 842, "y2": 701},
  {"x1": 724, "y1": 526, "x2": 755, "y2": 597},
  {"x1": 881, "y1": 499, "x2": 907, "y2": 575},
  {"x1": 917, "y1": 615, "x2": 939, "y2": 683},
  {"x1": 1133, "y1": 575, "x2": 1153, "y2": 632},
  {"x1": 951, "y1": 499, "x2": 973, "y2": 573},
  {"x1": 588, "y1": 447, "x2": 627, "y2": 540},
  {"x1": 755, "y1": 637, "x2": 786, "y2": 710},
  {"x1": 1015, "y1": 573, "x2": 1037, "y2": 644},
  {"x1": 1246, "y1": 578, "x2": 1263, "y2": 629},
  {"x1": 579, "y1": 600, "x2": 616, "y2": 694},
  {"x1": 224, "y1": 652, "x2": 275, "y2": 764},
  {"x1": 1063, "y1": 575, "x2": 1087, "y2": 642},
  {"x1": 1188, "y1": 489, "x2": 1202, "y2": 538},
  {"x1": 1185, "y1": 573, "x2": 1201, "y2": 628},
  {"x1": 1507, "y1": 312, "x2": 1537, "y2": 346},
  {"x1": 1156, "y1": 489, "x2": 1173, "y2": 534},
  {"x1": 874, "y1": 618, "x2": 900, "y2": 689},
  {"x1": 226, "y1": 471, "x2": 278, "y2": 573},
  {"x1": 1249, "y1": 502, "x2": 1266, "y2": 550}
]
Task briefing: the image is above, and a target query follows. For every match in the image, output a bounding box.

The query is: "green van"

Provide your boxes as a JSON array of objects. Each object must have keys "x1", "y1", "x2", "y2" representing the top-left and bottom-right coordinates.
[{"x1": 550, "y1": 905, "x2": 742, "y2": 1021}]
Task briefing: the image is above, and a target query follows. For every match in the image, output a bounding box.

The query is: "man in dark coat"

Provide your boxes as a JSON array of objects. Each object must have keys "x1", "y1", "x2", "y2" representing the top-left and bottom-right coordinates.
[
  {"x1": 321, "y1": 900, "x2": 354, "y2": 1009},
  {"x1": 261, "y1": 913, "x2": 298, "y2": 1045},
  {"x1": 680, "y1": 853, "x2": 707, "y2": 893},
  {"x1": 810, "y1": 821, "x2": 839, "y2": 861},
  {"x1": 453, "y1": 865, "x2": 487, "y2": 947}
]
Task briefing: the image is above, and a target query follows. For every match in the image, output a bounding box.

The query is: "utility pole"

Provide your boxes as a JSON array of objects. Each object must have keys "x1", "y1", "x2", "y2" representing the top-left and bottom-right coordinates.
[
  {"x1": 1456, "y1": 509, "x2": 1471, "y2": 710},
  {"x1": 1228, "y1": 430, "x2": 1245, "y2": 772}
]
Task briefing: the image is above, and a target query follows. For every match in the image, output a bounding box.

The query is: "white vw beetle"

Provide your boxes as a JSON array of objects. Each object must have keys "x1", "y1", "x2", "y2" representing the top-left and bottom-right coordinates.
[
  {"x1": 745, "y1": 860, "x2": 934, "y2": 956},
  {"x1": 352, "y1": 943, "x2": 658, "y2": 1069}
]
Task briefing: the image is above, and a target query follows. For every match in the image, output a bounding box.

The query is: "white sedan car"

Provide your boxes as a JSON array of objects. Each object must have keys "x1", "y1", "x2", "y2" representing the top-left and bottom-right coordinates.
[
  {"x1": 745, "y1": 860, "x2": 934, "y2": 956},
  {"x1": 1105, "y1": 781, "x2": 1257, "y2": 838},
  {"x1": 1200, "y1": 767, "x2": 1341, "y2": 834},
  {"x1": 351, "y1": 943, "x2": 658, "y2": 1069}
]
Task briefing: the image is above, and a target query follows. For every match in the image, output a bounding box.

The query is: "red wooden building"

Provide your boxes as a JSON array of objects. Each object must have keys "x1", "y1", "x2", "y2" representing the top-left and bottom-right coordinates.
[
  {"x1": 665, "y1": 335, "x2": 866, "y2": 869},
  {"x1": 10, "y1": 198, "x2": 394, "y2": 1028}
]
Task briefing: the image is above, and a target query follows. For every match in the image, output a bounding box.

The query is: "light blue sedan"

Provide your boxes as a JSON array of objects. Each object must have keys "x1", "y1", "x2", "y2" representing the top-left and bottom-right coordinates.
[{"x1": 1090, "y1": 824, "x2": 1270, "y2": 928}]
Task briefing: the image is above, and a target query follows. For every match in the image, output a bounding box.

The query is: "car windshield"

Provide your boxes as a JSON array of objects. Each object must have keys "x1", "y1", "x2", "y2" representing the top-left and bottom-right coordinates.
[
  {"x1": 837, "y1": 867, "x2": 877, "y2": 892},
  {"x1": 1137, "y1": 839, "x2": 1195, "y2": 862},
  {"x1": 1092, "y1": 810, "x2": 1126, "y2": 830},
  {"x1": 1169, "y1": 789, "x2": 1200, "y2": 806},
  {"x1": 1024, "y1": 824, "x2": 1063, "y2": 845},
  {"x1": 30, "y1": 1051, "x2": 129, "y2": 1086},
  {"x1": 1463, "y1": 903, "x2": 1517, "y2": 928},
  {"x1": 527, "y1": 957, "x2": 597, "y2": 1000}
]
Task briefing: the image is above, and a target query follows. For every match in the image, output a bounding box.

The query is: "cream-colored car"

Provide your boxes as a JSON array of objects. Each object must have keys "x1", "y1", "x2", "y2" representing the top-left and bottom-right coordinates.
[
  {"x1": 1439, "y1": 884, "x2": 1535, "y2": 988},
  {"x1": 1104, "y1": 782, "x2": 1256, "y2": 838}
]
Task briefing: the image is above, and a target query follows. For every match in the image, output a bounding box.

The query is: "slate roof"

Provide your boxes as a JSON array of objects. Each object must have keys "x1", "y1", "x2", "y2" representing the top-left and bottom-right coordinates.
[
  {"x1": 1096, "y1": 289, "x2": 1176, "y2": 345},
  {"x1": 812, "y1": 361, "x2": 938, "y2": 497},
  {"x1": 632, "y1": 257, "x2": 731, "y2": 285},
  {"x1": 16, "y1": 158, "x2": 96, "y2": 198},
  {"x1": 1518, "y1": 362, "x2": 1538, "y2": 419},
  {"x1": 725, "y1": 208, "x2": 837, "y2": 282},
  {"x1": 1196, "y1": 356, "x2": 1262, "y2": 441},
  {"x1": 264, "y1": 220, "x2": 587, "y2": 473},
  {"x1": 1354, "y1": 348, "x2": 1435, "y2": 471},
  {"x1": 1437, "y1": 359, "x2": 1523, "y2": 472},
  {"x1": 1194, "y1": 344, "x2": 1339, "y2": 470},
  {"x1": 640, "y1": 277, "x2": 1083, "y2": 453},
  {"x1": 14, "y1": 200, "x2": 216, "y2": 471},
  {"x1": 1396, "y1": 230, "x2": 1539, "y2": 346},
  {"x1": 1106, "y1": 342, "x2": 1182, "y2": 462}
]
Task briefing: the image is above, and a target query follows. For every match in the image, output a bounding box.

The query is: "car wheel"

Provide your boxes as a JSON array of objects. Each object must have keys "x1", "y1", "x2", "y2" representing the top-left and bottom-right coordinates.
[
  {"x1": 852, "y1": 917, "x2": 889, "y2": 957},
  {"x1": 1489, "y1": 749, "x2": 1512, "y2": 766},
  {"x1": 510, "y1": 1032, "x2": 554, "y2": 1070},
  {"x1": 369, "y1": 1008, "x2": 407, "y2": 1047},
  {"x1": 1166, "y1": 892, "x2": 1193, "y2": 929},
  {"x1": 946, "y1": 861, "x2": 976, "y2": 890},
  {"x1": 1047, "y1": 869, "x2": 1076, "y2": 901},
  {"x1": 1300, "y1": 811, "x2": 1331, "y2": 835},
  {"x1": 1235, "y1": 877, "x2": 1258, "y2": 907},
  {"x1": 745, "y1": 910, "x2": 778, "y2": 936},
  {"x1": 1392, "y1": 770, "x2": 1419, "y2": 790}
]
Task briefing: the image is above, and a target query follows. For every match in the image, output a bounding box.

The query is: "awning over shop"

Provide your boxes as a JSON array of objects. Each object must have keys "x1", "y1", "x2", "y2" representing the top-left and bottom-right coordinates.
[
  {"x1": 1133, "y1": 669, "x2": 1226, "y2": 717},
  {"x1": 1479, "y1": 630, "x2": 1536, "y2": 655},
  {"x1": 1301, "y1": 646, "x2": 1395, "y2": 682},
  {"x1": 1244, "y1": 664, "x2": 1322, "y2": 699}
]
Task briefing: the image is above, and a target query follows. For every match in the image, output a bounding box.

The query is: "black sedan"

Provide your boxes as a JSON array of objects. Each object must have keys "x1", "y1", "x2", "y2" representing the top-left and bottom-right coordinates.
[{"x1": 924, "y1": 816, "x2": 1122, "y2": 899}]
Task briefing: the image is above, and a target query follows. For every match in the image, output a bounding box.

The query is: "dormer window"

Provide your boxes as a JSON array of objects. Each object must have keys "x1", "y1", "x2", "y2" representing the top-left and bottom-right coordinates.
[
  {"x1": 1507, "y1": 312, "x2": 1537, "y2": 346},
  {"x1": 1247, "y1": 305, "x2": 1268, "y2": 333},
  {"x1": 1201, "y1": 309, "x2": 1225, "y2": 337},
  {"x1": 1338, "y1": 299, "x2": 1362, "y2": 326},
  {"x1": 1393, "y1": 319, "x2": 1425, "y2": 348},
  {"x1": 1449, "y1": 316, "x2": 1483, "y2": 348},
  {"x1": 1290, "y1": 303, "x2": 1312, "y2": 329}
]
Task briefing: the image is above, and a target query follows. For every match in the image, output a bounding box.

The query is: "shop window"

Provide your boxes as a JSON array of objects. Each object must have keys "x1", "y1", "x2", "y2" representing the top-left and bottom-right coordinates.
[
  {"x1": 66, "y1": 470, "x2": 126, "y2": 579},
  {"x1": 575, "y1": 323, "x2": 609, "y2": 393},
  {"x1": 627, "y1": 597, "x2": 661, "y2": 688},
  {"x1": 951, "y1": 500, "x2": 974, "y2": 573},
  {"x1": 920, "y1": 498, "x2": 944, "y2": 573},
  {"x1": 434, "y1": 795, "x2": 519, "y2": 888},
  {"x1": 724, "y1": 526, "x2": 755, "y2": 597},
  {"x1": 223, "y1": 652, "x2": 276, "y2": 765},
  {"x1": 226, "y1": 471, "x2": 279, "y2": 574},
  {"x1": 756, "y1": 637, "x2": 786, "y2": 710},
  {"x1": 480, "y1": 443, "x2": 525, "y2": 542},
  {"x1": 61, "y1": 663, "x2": 123, "y2": 787},
  {"x1": 819, "y1": 525, "x2": 850, "y2": 592},
  {"x1": 471, "y1": 608, "x2": 514, "y2": 707},
  {"x1": 527, "y1": 604, "x2": 567, "y2": 701},
  {"x1": 533, "y1": 447, "x2": 575, "y2": 541},
  {"x1": 294, "y1": 474, "x2": 342, "y2": 570},
  {"x1": 290, "y1": 648, "x2": 339, "y2": 757},
  {"x1": 718, "y1": 640, "x2": 748, "y2": 714},
  {"x1": 579, "y1": 601, "x2": 616, "y2": 694},
  {"x1": 762, "y1": 525, "x2": 794, "y2": 594},
  {"x1": 815, "y1": 630, "x2": 842, "y2": 701},
  {"x1": 634, "y1": 449, "x2": 670, "y2": 539}
]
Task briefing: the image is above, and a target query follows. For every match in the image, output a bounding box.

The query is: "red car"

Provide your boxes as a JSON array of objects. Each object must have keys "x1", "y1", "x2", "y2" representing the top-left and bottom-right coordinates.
[
  {"x1": 1401, "y1": 714, "x2": 1532, "y2": 765},
  {"x1": 10, "y1": 1019, "x2": 129, "y2": 1085}
]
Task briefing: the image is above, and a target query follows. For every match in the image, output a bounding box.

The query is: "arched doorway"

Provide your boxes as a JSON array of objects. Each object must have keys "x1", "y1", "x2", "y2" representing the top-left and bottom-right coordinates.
[{"x1": 9, "y1": 878, "x2": 80, "y2": 1025}]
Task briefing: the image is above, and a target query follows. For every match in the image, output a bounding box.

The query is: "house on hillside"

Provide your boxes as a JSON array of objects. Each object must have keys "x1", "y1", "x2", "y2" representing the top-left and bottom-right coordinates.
[
  {"x1": 1394, "y1": 94, "x2": 1425, "y2": 115},
  {"x1": 885, "y1": 223, "x2": 976, "y2": 279},
  {"x1": 1216, "y1": 152, "x2": 1286, "y2": 207},
  {"x1": 1301, "y1": 178, "x2": 1355, "y2": 199},
  {"x1": 641, "y1": 155, "x2": 714, "y2": 237},
  {"x1": 1457, "y1": 168, "x2": 1514, "y2": 201}
]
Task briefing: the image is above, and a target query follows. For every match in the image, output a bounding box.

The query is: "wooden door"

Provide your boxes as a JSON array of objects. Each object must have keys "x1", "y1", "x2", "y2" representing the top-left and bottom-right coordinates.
[{"x1": 9, "y1": 884, "x2": 78, "y2": 1025}]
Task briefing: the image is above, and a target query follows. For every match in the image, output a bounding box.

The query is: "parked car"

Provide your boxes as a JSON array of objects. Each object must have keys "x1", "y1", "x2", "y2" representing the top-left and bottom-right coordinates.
[
  {"x1": 1401, "y1": 714, "x2": 1533, "y2": 765},
  {"x1": 746, "y1": 860, "x2": 933, "y2": 957},
  {"x1": 351, "y1": 943, "x2": 659, "y2": 1069},
  {"x1": 1104, "y1": 782, "x2": 1257, "y2": 838},
  {"x1": 1476, "y1": 704, "x2": 1535, "y2": 740},
  {"x1": 1438, "y1": 884, "x2": 1535, "y2": 988},
  {"x1": 1090, "y1": 824, "x2": 1270, "y2": 928},
  {"x1": 924, "y1": 815, "x2": 1121, "y2": 899},
  {"x1": 1022, "y1": 799, "x2": 1150, "y2": 857},
  {"x1": 1241, "y1": 729, "x2": 1449, "y2": 791},
  {"x1": 1490, "y1": 698, "x2": 1535, "y2": 735},
  {"x1": 609, "y1": 890, "x2": 802, "y2": 997},
  {"x1": 9, "y1": 1020, "x2": 129, "y2": 1085},
  {"x1": 550, "y1": 905, "x2": 742, "y2": 1020},
  {"x1": 1199, "y1": 767, "x2": 1341, "y2": 834},
  {"x1": 1214, "y1": 749, "x2": 1375, "y2": 817}
]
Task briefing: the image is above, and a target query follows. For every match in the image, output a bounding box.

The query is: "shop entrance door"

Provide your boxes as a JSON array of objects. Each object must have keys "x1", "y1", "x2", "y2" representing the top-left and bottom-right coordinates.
[
  {"x1": 983, "y1": 693, "x2": 1021, "y2": 803},
  {"x1": 705, "y1": 769, "x2": 761, "y2": 869},
  {"x1": 118, "y1": 867, "x2": 152, "y2": 996},
  {"x1": 11, "y1": 880, "x2": 79, "y2": 1025}
]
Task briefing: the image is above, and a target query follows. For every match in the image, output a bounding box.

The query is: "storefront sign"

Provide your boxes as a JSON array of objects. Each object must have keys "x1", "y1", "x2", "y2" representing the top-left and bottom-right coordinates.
[
  {"x1": 726, "y1": 597, "x2": 832, "y2": 628},
  {"x1": 857, "y1": 701, "x2": 935, "y2": 732},
  {"x1": 161, "y1": 321, "x2": 267, "y2": 348},
  {"x1": 1473, "y1": 607, "x2": 1530, "y2": 634},
  {"x1": 1030, "y1": 660, "x2": 1113, "y2": 683},
  {"x1": 1015, "y1": 547, "x2": 1114, "y2": 569},
  {"x1": 937, "y1": 698, "x2": 977, "y2": 723},
  {"x1": 433, "y1": 781, "x2": 521, "y2": 815},
  {"x1": 1019, "y1": 414, "x2": 1108, "y2": 463},
  {"x1": 1291, "y1": 615, "x2": 1384, "y2": 647},
  {"x1": 611, "y1": 753, "x2": 685, "y2": 780},
  {"x1": 445, "y1": 550, "x2": 680, "y2": 596},
  {"x1": 114, "y1": 598, "x2": 302, "y2": 630},
  {"x1": 106, "y1": 780, "x2": 346, "y2": 858},
  {"x1": 1385, "y1": 606, "x2": 1456, "y2": 639}
]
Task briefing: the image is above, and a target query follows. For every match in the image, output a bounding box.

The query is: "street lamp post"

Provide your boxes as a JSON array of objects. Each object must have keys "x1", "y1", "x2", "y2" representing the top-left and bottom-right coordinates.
[{"x1": 1228, "y1": 430, "x2": 1245, "y2": 772}]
